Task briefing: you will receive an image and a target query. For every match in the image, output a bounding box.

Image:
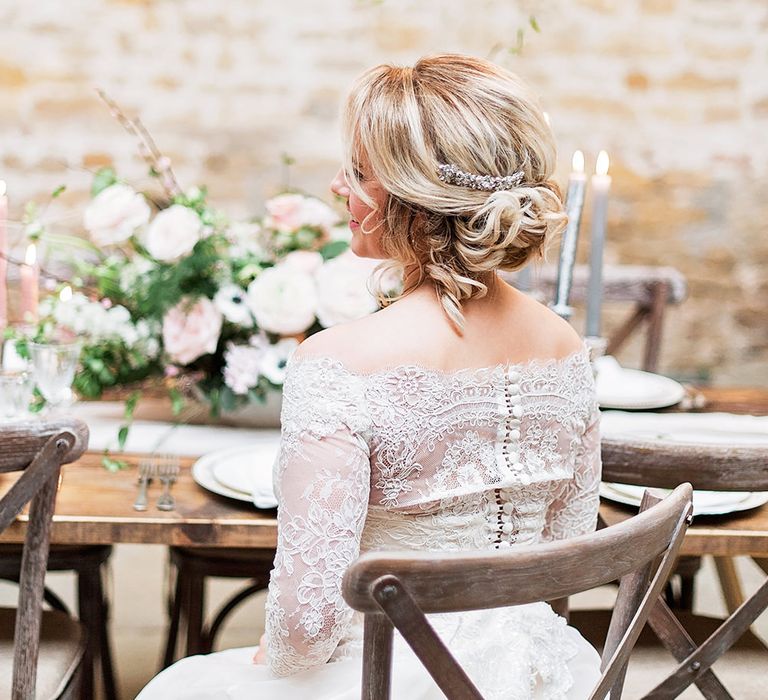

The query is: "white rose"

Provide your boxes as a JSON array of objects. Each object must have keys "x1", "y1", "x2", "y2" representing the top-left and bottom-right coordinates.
[
  {"x1": 315, "y1": 252, "x2": 379, "y2": 327},
  {"x1": 84, "y1": 183, "x2": 151, "y2": 246},
  {"x1": 246, "y1": 264, "x2": 317, "y2": 335},
  {"x1": 143, "y1": 205, "x2": 203, "y2": 262},
  {"x1": 283, "y1": 250, "x2": 324, "y2": 274},
  {"x1": 227, "y1": 221, "x2": 267, "y2": 259}
]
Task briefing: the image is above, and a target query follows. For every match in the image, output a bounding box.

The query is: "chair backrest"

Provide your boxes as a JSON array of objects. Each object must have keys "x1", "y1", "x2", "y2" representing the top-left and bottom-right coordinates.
[
  {"x1": 0, "y1": 419, "x2": 88, "y2": 700},
  {"x1": 602, "y1": 437, "x2": 768, "y2": 491},
  {"x1": 342, "y1": 483, "x2": 693, "y2": 700}
]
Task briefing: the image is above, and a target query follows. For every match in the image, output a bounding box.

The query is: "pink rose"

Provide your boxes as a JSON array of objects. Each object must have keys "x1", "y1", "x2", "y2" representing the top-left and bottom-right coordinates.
[
  {"x1": 265, "y1": 194, "x2": 339, "y2": 234},
  {"x1": 162, "y1": 297, "x2": 223, "y2": 365}
]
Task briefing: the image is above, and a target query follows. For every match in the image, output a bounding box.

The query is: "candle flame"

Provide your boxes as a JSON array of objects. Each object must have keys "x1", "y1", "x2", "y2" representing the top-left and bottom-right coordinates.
[
  {"x1": 24, "y1": 243, "x2": 36, "y2": 266},
  {"x1": 60, "y1": 285, "x2": 73, "y2": 302},
  {"x1": 0, "y1": 180, "x2": 6, "y2": 197},
  {"x1": 596, "y1": 150, "x2": 610, "y2": 176},
  {"x1": 542, "y1": 111, "x2": 551, "y2": 126},
  {"x1": 572, "y1": 150, "x2": 585, "y2": 173}
]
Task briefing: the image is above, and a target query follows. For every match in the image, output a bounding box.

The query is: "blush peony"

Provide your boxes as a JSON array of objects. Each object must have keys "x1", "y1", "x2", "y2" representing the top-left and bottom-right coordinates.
[
  {"x1": 162, "y1": 296, "x2": 223, "y2": 365},
  {"x1": 264, "y1": 194, "x2": 339, "y2": 235}
]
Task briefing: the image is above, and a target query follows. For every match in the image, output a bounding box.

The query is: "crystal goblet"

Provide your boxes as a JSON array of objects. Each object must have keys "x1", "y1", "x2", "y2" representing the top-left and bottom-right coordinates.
[
  {"x1": 0, "y1": 369, "x2": 35, "y2": 421},
  {"x1": 29, "y1": 340, "x2": 82, "y2": 415}
]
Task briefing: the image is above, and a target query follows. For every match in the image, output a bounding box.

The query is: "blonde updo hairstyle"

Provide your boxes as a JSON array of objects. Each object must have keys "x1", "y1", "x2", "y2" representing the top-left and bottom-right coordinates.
[{"x1": 343, "y1": 54, "x2": 566, "y2": 332}]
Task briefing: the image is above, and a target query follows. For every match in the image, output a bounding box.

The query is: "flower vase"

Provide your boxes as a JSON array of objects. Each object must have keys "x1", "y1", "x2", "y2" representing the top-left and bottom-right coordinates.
[{"x1": 218, "y1": 390, "x2": 283, "y2": 428}]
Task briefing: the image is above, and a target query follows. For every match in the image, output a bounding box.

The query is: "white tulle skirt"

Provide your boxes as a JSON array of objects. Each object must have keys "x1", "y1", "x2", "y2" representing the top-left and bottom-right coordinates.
[{"x1": 137, "y1": 604, "x2": 601, "y2": 700}]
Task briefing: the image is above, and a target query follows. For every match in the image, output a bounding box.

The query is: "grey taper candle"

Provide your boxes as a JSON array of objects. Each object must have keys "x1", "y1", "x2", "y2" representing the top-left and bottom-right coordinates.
[{"x1": 585, "y1": 150, "x2": 611, "y2": 338}]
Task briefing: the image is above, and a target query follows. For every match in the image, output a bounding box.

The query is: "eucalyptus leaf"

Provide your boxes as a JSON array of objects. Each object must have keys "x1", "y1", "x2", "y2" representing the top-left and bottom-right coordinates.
[
  {"x1": 91, "y1": 167, "x2": 118, "y2": 197},
  {"x1": 102, "y1": 455, "x2": 128, "y2": 472},
  {"x1": 117, "y1": 425, "x2": 129, "y2": 450},
  {"x1": 319, "y1": 240, "x2": 348, "y2": 260}
]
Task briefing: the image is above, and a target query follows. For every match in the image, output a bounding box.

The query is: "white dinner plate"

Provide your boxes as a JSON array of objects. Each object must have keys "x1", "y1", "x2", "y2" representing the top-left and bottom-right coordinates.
[
  {"x1": 192, "y1": 443, "x2": 279, "y2": 508},
  {"x1": 600, "y1": 412, "x2": 768, "y2": 447},
  {"x1": 600, "y1": 482, "x2": 768, "y2": 516},
  {"x1": 596, "y1": 367, "x2": 685, "y2": 410},
  {"x1": 594, "y1": 356, "x2": 685, "y2": 410}
]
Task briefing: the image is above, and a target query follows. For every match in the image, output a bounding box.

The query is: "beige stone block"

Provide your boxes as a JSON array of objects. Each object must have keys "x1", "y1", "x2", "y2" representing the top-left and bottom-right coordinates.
[
  {"x1": 0, "y1": 62, "x2": 27, "y2": 88},
  {"x1": 752, "y1": 97, "x2": 768, "y2": 118},
  {"x1": 83, "y1": 152, "x2": 115, "y2": 169},
  {"x1": 153, "y1": 75, "x2": 181, "y2": 90},
  {"x1": 683, "y1": 39, "x2": 753, "y2": 62},
  {"x1": 664, "y1": 71, "x2": 739, "y2": 92},
  {"x1": 577, "y1": 0, "x2": 618, "y2": 13},
  {"x1": 557, "y1": 95, "x2": 635, "y2": 119},
  {"x1": 625, "y1": 71, "x2": 650, "y2": 91},
  {"x1": 640, "y1": 0, "x2": 676, "y2": 14},
  {"x1": 704, "y1": 106, "x2": 740, "y2": 122},
  {"x1": 34, "y1": 96, "x2": 105, "y2": 121}
]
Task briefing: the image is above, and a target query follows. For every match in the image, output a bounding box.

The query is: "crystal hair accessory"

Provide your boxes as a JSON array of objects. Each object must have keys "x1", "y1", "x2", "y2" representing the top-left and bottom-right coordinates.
[{"x1": 437, "y1": 163, "x2": 525, "y2": 192}]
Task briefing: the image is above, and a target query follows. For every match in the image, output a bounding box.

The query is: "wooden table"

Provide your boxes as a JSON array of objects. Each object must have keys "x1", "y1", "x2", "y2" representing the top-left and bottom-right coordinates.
[
  {"x1": 0, "y1": 387, "x2": 765, "y2": 556},
  {"x1": 601, "y1": 386, "x2": 768, "y2": 558},
  {"x1": 0, "y1": 453, "x2": 278, "y2": 549}
]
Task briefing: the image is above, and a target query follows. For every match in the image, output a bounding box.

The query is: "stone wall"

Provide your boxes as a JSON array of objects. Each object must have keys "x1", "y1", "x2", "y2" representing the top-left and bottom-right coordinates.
[{"x1": 2, "y1": 0, "x2": 767, "y2": 384}]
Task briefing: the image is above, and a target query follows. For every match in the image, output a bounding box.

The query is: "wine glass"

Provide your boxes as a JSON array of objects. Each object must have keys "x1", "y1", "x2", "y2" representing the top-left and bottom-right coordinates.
[
  {"x1": 0, "y1": 369, "x2": 35, "y2": 421},
  {"x1": 29, "y1": 341, "x2": 82, "y2": 415}
]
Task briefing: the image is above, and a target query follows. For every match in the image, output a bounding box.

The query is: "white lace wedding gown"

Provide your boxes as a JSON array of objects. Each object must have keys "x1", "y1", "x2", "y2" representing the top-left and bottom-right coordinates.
[{"x1": 138, "y1": 348, "x2": 602, "y2": 699}]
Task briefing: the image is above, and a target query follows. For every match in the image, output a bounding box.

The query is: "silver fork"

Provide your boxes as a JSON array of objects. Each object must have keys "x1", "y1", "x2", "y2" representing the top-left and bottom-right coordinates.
[
  {"x1": 133, "y1": 458, "x2": 157, "y2": 511},
  {"x1": 156, "y1": 455, "x2": 180, "y2": 512}
]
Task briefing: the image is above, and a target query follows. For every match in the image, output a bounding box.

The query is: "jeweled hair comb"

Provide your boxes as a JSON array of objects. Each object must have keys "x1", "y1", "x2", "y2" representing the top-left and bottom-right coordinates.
[{"x1": 437, "y1": 163, "x2": 525, "y2": 192}]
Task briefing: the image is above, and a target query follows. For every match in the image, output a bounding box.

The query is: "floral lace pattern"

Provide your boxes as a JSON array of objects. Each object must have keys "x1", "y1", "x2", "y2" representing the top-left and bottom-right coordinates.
[{"x1": 265, "y1": 349, "x2": 601, "y2": 696}]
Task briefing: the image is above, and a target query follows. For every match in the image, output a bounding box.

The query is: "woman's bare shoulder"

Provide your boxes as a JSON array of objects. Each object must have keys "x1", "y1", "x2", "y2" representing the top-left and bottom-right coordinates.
[{"x1": 292, "y1": 309, "x2": 400, "y2": 371}]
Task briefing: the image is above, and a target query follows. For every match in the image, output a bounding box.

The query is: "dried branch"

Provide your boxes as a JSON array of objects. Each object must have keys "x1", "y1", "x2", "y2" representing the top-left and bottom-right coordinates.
[
  {"x1": 95, "y1": 88, "x2": 182, "y2": 198},
  {"x1": 0, "y1": 251, "x2": 102, "y2": 299}
]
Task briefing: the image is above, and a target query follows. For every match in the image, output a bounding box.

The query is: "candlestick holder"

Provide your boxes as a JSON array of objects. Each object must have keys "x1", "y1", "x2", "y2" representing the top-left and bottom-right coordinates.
[
  {"x1": 549, "y1": 302, "x2": 574, "y2": 322},
  {"x1": 584, "y1": 335, "x2": 608, "y2": 378}
]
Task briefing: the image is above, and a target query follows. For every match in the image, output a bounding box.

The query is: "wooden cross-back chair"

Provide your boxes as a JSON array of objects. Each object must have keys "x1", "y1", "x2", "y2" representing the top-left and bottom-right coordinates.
[
  {"x1": 0, "y1": 419, "x2": 88, "y2": 700},
  {"x1": 601, "y1": 437, "x2": 768, "y2": 699},
  {"x1": 343, "y1": 484, "x2": 693, "y2": 700}
]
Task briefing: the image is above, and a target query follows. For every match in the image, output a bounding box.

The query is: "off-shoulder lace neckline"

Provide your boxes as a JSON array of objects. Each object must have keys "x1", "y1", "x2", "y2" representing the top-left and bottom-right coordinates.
[{"x1": 289, "y1": 344, "x2": 590, "y2": 380}]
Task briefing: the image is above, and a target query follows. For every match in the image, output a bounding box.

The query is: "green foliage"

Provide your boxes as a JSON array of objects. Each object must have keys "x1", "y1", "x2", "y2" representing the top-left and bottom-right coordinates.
[
  {"x1": 102, "y1": 454, "x2": 128, "y2": 472},
  {"x1": 24, "y1": 161, "x2": 356, "y2": 470},
  {"x1": 319, "y1": 240, "x2": 348, "y2": 260},
  {"x1": 91, "y1": 167, "x2": 119, "y2": 197}
]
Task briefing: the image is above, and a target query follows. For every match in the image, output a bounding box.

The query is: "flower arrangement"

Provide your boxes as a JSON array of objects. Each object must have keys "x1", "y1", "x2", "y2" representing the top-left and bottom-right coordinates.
[
  {"x1": 30, "y1": 180, "x2": 388, "y2": 415},
  {"x1": 12, "y1": 93, "x2": 398, "y2": 459}
]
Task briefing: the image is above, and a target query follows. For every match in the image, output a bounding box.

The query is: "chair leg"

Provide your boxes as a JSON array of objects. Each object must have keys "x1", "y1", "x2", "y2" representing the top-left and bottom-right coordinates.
[
  {"x1": 77, "y1": 567, "x2": 97, "y2": 700},
  {"x1": 182, "y1": 571, "x2": 206, "y2": 656},
  {"x1": 714, "y1": 557, "x2": 745, "y2": 614},
  {"x1": 77, "y1": 563, "x2": 119, "y2": 700},
  {"x1": 203, "y1": 579, "x2": 270, "y2": 651},
  {"x1": 162, "y1": 568, "x2": 184, "y2": 668},
  {"x1": 93, "y1": 566, "x2": 118, "y2": 700}
]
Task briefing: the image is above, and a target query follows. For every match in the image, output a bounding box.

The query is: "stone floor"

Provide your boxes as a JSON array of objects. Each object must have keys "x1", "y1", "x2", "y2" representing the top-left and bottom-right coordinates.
[{"x1": 1, "y1": 547, "x2": 766, "y2": 699}]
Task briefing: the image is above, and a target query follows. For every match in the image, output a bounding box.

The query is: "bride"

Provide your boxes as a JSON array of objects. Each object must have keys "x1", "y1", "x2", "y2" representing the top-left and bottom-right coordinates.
[{"x1": 138, "y1": 54, "x2": 602, "y2": 699}]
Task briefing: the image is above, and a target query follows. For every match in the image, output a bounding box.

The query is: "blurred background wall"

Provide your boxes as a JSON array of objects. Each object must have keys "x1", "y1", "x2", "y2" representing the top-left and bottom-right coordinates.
[{"x1": 1, "y1": 0, "x2": 767, "y2": 384}]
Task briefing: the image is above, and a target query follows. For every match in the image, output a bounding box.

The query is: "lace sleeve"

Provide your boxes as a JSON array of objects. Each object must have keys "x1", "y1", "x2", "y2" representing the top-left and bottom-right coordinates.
[
  {"x1": 543, "y1": 405, "x2": 601, "y2": 541},
  {"x1": 264, "y1": 357, "x2": 371, "y2": 677}
]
